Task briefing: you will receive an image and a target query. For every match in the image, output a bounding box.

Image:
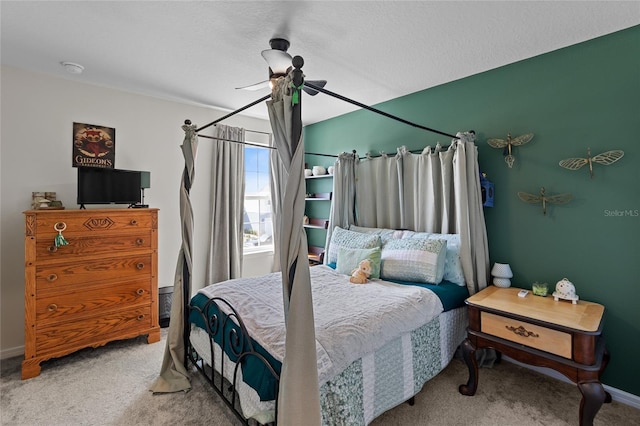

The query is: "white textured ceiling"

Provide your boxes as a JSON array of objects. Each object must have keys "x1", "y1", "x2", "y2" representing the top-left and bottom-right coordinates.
[{"x1": 1, "y1": 1, "x2": 638, "y2": 125}]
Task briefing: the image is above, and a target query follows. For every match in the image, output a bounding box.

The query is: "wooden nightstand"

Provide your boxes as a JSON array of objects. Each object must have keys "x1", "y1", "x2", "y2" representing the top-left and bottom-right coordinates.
[{"x1": 459, "y1": 286, "x2": 610, "y2": 426}]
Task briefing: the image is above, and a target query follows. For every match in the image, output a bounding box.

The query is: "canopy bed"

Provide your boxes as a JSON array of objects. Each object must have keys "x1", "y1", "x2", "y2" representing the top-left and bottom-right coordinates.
[{"x1": 150, "y1": 55, "x2": 490, "y2": 426}]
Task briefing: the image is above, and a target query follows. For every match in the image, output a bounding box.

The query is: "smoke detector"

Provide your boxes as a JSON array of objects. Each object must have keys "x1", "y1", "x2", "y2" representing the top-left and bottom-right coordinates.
[{"x1": 60, "y1": 61, "x2": 84, "y2": 74}]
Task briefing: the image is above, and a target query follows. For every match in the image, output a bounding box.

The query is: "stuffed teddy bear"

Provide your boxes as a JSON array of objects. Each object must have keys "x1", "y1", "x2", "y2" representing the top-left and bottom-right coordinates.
[{"x1": 349, "y1": 259, "x2": 372, "y2": 284}]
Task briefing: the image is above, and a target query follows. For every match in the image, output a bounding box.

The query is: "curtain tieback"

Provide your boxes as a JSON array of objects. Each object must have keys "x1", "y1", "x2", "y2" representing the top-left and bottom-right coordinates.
[{"x1": 291, "y1": 83, "x2": 304, "y2": 106}]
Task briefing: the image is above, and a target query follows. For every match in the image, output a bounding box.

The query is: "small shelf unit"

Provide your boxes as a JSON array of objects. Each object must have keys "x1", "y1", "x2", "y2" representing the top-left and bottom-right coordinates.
[{"x1": 304, "y1": 174, "x2": 332, "y2": 263}]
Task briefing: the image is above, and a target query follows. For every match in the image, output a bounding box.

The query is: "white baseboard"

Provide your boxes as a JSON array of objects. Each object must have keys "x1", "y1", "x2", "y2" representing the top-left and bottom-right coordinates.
[
  {"x1": 503, "y1": 355, "x2": 640, "y2": 410},
  {"x1": 1, "y1": 345, "x2": 24, "y2": 360}
]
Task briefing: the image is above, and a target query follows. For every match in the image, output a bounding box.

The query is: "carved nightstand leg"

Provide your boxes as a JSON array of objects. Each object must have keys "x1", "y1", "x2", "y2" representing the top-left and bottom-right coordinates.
[
  {"x1": 578, "y1": 381, "x2": 606, "y2": 426},
  {"x1": 458, "y1": 338, "x2": 478, "y2": 396}
]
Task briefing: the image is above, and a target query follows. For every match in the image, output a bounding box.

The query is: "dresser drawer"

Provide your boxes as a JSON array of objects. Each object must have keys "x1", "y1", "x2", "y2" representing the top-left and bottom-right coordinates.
[
  {"x1": 32, "y1": 211, "x2": 153, "y2": 238},
  {"x1": 35, "y1": 232, "x2": 152, "y2": 261},
  {"x1": 34, "y1": 306, "x2": 153, "y2": 355},
  {"x1": 481, "y1": 311, "x2": 572, "y2": 359},
  {"x1": 36, "y1": 280, "x2": 152, "y2": 325},
  {"x1": 36, "y1": 254, "x2": 152, "y2": 291}
]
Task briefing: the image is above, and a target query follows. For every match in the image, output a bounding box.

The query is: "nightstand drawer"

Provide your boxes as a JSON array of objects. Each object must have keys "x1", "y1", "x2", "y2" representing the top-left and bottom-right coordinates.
[{"x1": 481, "y1": 311, "x2": 572, "y2": 358}]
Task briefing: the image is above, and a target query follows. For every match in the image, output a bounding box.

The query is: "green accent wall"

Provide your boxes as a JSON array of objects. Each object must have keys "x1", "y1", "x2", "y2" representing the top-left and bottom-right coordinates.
[{"x1": 304, "y1": 26, "x2": 640, "y2": 396}]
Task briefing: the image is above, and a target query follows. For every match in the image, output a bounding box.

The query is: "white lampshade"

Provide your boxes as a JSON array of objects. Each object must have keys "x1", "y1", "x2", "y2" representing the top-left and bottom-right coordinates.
[{"x1": 491, "y1": 262, "x2": 513, "y2": 288}]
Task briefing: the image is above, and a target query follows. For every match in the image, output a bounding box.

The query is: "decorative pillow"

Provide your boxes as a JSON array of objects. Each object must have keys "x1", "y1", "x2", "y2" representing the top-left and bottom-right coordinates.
[
  {"x1": 349, "y1": 225, "x2": 403, "y2": 243},
  {"x1": 401, "y1": 232, "x2": 465, "y2": 286},
  {"x1": 326, "y1": 226, "x2": 381, "y2": 265},
  {"x1": 380, "y1": 238, "x2": 447, "y2": 284},
  {"x1": 336, "y1": 246, "x2": 382, "y2": 279}
]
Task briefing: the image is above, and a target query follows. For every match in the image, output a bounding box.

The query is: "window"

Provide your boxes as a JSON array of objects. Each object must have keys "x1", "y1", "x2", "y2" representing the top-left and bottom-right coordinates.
[{"x1": 243, "y1": 140, "x2": 273, "y2": 252}]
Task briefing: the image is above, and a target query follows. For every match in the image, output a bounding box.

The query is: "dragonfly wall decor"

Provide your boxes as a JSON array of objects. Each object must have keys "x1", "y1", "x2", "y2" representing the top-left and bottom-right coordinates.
[
  {"x1": 559, "y1": 148, "x2": 624, "y2": 178},
  {"x1": 517, "y1": 187, "x2": 573, "y2": 215},
  {"x1": 487, "y1": 133, "x2": 534, "y2": 168}
]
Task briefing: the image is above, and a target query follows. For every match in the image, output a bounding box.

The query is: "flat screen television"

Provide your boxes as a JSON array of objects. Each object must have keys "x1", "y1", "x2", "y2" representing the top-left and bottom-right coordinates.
[{"x1": 77, "y1": 167, "x2": 142, "y2": 207}]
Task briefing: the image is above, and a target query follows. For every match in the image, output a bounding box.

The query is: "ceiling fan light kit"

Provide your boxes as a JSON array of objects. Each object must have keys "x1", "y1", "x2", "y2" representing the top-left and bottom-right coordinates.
[{"x1": 237, "y1": 38, "x2": 327, "y2": 97}]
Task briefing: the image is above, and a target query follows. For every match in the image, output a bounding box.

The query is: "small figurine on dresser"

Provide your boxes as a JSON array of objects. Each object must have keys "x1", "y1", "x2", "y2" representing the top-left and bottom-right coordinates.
[
  {"x1": 552, "y1": 278, "x2": 579, "y2": 304},
  {"x1": 31, "y1": 192, "x2": 64, "y2": 210}
]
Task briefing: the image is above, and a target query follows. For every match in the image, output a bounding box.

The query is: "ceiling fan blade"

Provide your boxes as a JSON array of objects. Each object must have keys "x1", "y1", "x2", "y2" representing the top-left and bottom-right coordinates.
[
  {"x1": 261, "y1": 49, "x2": 293, "y2": 74},
  {"x1": 302, "y1": 80, "x2": 327, "y2": 96},
  {"x1": 235, "y1": 80, "x2": 269, "y2": 91}
]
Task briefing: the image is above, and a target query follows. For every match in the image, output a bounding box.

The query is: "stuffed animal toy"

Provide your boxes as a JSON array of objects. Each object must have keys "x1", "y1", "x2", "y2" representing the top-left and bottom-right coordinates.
[{"x1": 349, "y1": 259, "x2": 372, "y2": 284}]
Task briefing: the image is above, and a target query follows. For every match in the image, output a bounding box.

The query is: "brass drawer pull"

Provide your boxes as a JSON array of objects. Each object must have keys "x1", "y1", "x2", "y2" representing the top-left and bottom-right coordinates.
[
  {"x1": 506, "y1": 325, "x2": 539, "y2": 338},
  {"x1": 48, "y1": 245, "x2": 58, "y2": 253},
  {"x1": 47, "y1": 274, "x2": 58, "y2": 282},
  {"x1": 47, "y1": 304, "x2": 58, "y2": 312},
  {"x1": 136, "y1": 288, "x2": 145, "y2": 296},
  {"x1": 130, "y1": 219, "x2": 138, "y2": 226},
  {"x1": 136, "y1": 263, "x2": 145, "y2": 270},
  {"x1": 137, "y1": 314, "x2": 145, "y2": 321},
  {"x1": 136, "y1": 238, "x2": 144, "y2": 245}
]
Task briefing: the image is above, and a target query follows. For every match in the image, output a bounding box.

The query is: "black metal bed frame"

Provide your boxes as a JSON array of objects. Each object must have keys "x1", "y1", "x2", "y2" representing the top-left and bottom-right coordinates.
[
  {"x1": 186, "y1": 297, "x2": 280, "y2": 426},
  {"x1": 184, "y1": 294, "x2": 422, "y2": 426}
]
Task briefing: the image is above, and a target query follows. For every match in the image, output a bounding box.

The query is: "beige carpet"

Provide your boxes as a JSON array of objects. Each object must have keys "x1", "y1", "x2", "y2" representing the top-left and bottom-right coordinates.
[{"x1": 1, "y1": 329, "x2": 639, "y2": 426}]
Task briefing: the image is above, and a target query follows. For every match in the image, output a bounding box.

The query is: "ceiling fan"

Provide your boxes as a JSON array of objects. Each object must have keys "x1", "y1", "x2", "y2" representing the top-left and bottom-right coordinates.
[{"x1": 237, "y1": 38, "x2": 327, "y2": 96}]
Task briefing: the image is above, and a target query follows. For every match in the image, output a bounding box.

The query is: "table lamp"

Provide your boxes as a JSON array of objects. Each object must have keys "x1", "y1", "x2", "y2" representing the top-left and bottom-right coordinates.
[{"x1": 491, "y1": 262, "x2": 513, "y2": 288}]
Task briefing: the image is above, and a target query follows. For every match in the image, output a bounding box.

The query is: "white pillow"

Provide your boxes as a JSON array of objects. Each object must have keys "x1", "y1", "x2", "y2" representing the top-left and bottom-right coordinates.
[
  {"x1": 349, "y1": 225, "x2": 404, "y2": 243},
  {"x1": 380, "y1": 238, "x2": 447, "y2": 284},
  {"x1": 326, "y1": 226, "x2": 381, "y2": 265}
]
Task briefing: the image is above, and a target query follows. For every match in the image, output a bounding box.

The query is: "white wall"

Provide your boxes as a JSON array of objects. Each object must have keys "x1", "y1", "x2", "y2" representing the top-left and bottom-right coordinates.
[{"x1": 0, "y1": 66, "x2": 274, "y2": 357}]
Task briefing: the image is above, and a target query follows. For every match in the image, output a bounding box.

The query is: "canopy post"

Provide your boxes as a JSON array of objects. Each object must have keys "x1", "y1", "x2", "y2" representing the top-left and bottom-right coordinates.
[{"x1": 291, "y1": 55, "x2": 304, "y2": 156}]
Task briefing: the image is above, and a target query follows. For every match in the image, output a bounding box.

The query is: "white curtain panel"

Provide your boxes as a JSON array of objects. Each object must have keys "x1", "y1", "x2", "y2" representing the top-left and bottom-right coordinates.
[
  {"x1": 402, "y1": 143, "x2": 455, "y2": 233},
  {"x1": 269, "y1": 133, "x2": 285, "y2": 272},
  {"x1": 328, "y1": 132, "x2": 489, "y2": 294},
  {"x1": 454, "y1": 134, "x2": 490, "y2": 294},
  {"x1": 267, "y1": 74, "x2": 321, "y2": 426},
  {"x1": 150, "y1": 123, "x2": 199, "y2": 393},
  {"x1": 205, "y1": 125, "x2": 245, "y2": 285},
  {"x1": 324, "y1": 151, "x2": 358, "y2": 261},
  {"x1": 355, "y1": 149, "x2": 403, "y2": 229}
]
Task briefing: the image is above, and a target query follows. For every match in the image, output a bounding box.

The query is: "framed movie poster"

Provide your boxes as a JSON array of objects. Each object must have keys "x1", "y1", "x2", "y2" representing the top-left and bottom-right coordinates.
[{"x1": 72, "y1": 122, "x2": 115, "y2": 168}]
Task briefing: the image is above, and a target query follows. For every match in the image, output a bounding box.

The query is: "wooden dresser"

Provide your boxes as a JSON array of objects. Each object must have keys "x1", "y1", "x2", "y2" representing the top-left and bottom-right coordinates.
[
  {"x1": 459, "y1": 286, "x2": 609, "y2": 426},
  {"x1": 22, "y1": 208, "x2": 161, "y2": 379}
]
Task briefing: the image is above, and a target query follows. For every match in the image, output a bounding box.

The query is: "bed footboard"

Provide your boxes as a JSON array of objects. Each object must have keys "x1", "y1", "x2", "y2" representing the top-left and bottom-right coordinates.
[{"x1": 187, "y1": 297, "x2": 280, "y2": 426}]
